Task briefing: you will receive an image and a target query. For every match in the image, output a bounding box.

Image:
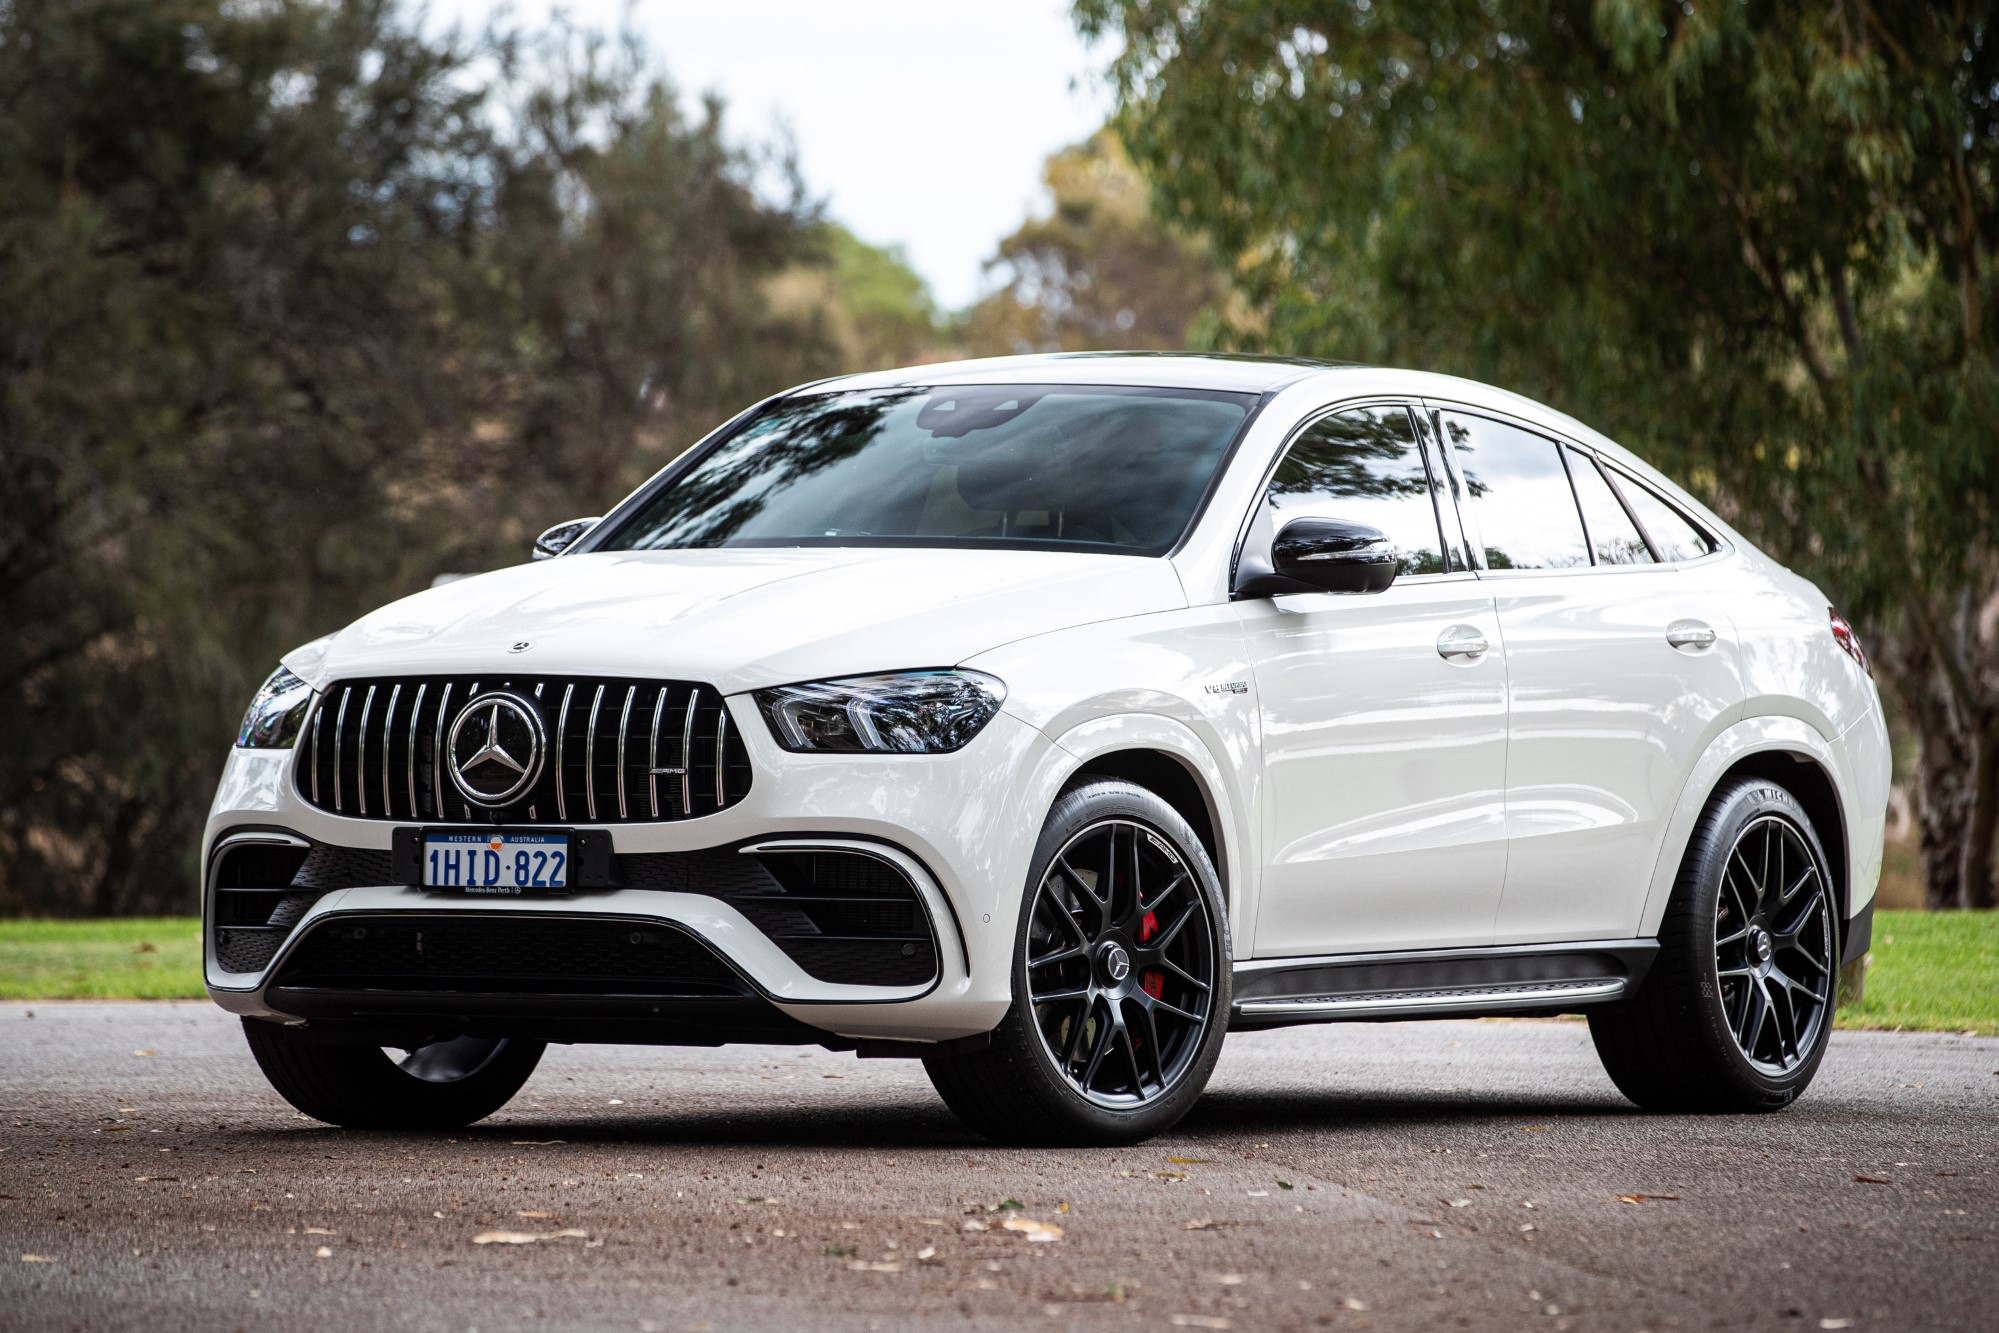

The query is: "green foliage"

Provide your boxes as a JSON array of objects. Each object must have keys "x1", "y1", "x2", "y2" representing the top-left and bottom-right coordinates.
[
  {"x1": 1079, "y1": 0, "x2": 1999, "y2": 906},
  {"x1": 0, "y1": 0, "x2": 849, "y2": 914},
  {"x1": 961, "y1": 131, "x2": 1224, "y2": 354}
]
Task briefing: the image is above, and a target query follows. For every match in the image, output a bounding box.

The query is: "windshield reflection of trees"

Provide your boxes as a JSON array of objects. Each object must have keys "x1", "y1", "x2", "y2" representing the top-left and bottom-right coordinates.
[{"x1": 614, "y1": 392, "x2": 913, "y2": 548}]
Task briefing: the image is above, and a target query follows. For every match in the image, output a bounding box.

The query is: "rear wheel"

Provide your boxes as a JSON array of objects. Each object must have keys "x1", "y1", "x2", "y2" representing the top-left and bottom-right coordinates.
[
  {"x1": 1589, "y1": 777, "x2": 1839, "y2": 1112},
  {"x1": 243, "y1": 1020, "x2": 545, "y2": 1130},
  {"x1": 925, "y1": 778, "x2": 1231, "y2": 1145}
]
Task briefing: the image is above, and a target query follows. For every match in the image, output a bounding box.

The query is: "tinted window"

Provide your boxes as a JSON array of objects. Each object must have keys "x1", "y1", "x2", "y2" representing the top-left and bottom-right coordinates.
[
  {"x1": 1440, "y1": 414, "x2": 1589, "y2": 570},
  {"x1": 1565, "y1": 446, "x2": 1653, "y2": 566},
  {"x1": 593, "y1": 385, "x2": 1254, "y2": 556},
  {"x1": 1615, "y1": 472, "x2": 1715, "y2": 562},
  {"x1": 1265, "y1": 406, "x2": 1445, "y2": 577}
]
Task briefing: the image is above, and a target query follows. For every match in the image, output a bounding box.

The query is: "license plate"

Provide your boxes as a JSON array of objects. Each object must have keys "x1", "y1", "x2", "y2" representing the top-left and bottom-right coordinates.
[{"x1": 423, "y1": 832, "x2": 568, "y2": 893}]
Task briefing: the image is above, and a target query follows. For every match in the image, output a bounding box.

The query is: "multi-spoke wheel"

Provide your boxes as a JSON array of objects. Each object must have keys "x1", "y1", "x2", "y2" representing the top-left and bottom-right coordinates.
[
  {"x1": 242, "y1": 1020, "x2": 545, "y2": 1129},
  {"x1": 925, "y1": 778, "x2": 1231, "y2": 1145},
  {"x1": 1025, "y1": 819, "x2": 1218, "y2": 1107},
  {"x1": 1589, "y1": 777, "x2": 1841, "y2": 1112},
  {"x1": 1712, "y1": 815, "x2": 1836, "y2": 1073}
]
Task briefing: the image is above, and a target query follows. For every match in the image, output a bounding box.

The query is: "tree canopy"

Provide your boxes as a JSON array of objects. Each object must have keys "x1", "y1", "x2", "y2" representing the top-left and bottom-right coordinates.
[
  {"x1": 0, "y1": 0, "x2": 897, "y2": 913},
  {"x1": 1079, "y1": 0, "x2": 1999, "y2": 906}
]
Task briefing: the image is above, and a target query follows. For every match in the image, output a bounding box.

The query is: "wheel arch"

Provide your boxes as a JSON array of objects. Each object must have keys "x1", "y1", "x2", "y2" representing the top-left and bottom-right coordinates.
[
  {"x1": 1640, "y1": 715, "x2": 1855, "y2": 939},
  {"x1": 1046, "y1": 713, "x2": 1250, "y2": 922},
  {"x1": 1066, "y1": 747, "x2": 1223, "y2": 889}
]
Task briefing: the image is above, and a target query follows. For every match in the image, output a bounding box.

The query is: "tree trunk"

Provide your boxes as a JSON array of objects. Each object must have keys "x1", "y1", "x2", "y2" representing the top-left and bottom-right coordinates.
[
  {"x1": 1873, "y1": 623, "x2": 1982, "y2": 909},
  {"x1": 1964, "y1": 718, "x2": 1999, "y2": 910}
]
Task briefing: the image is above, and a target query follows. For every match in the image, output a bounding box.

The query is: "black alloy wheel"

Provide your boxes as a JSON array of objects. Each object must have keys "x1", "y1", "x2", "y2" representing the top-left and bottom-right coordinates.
[
  {"x1": 923, "y1": 778, "x2": 1232, "y2": 1145},
  {"x1": 1589, "y1": 776, "x2": 1840, "y2": 1113},
  {"x1": 1024, "y1": 818, "x2": 1217, "y2": 1106},
  {"x1": 243, "y1": 1019, "x2": 545, "y2": 1129},
  {"x1": 1712, "y1": 814, "x2": 1837, "y2": 1073}
]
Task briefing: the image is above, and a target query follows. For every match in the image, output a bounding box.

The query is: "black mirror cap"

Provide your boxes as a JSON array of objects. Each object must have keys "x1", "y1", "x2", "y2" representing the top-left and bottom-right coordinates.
[
  {"x1": 532, "y1": 517, "x2": 601, "y2": 561},
  {"x1": 1235, "y1": 517, "x2": 1399, "y2": 598}
]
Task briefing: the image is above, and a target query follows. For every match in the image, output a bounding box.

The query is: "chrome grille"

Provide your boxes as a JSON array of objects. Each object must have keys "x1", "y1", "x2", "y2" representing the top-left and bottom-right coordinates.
[{"x1": 295, "y1": 675, "x2": 752, "y2": 824}]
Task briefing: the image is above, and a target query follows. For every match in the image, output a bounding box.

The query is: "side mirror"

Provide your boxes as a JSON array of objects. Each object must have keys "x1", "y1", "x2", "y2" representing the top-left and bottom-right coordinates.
[
  {"x1": 532, "y1": 517, "x2": 601, "y2": 561},
  {"x1": 1233, "y1": 517, "x2": 1399, "y2": 598}
]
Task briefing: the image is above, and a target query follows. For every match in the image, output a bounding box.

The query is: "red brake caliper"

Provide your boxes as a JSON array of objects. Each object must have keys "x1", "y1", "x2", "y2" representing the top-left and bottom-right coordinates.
[{"x1": 1138, "y1": 910, "x2": 1164, "y2": 998}]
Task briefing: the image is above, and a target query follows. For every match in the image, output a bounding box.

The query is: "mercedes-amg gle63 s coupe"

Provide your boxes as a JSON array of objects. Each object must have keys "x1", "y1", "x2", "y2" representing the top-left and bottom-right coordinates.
[{"x1": 207, "y1": 354, "x2": 1887, "y2": 1144}]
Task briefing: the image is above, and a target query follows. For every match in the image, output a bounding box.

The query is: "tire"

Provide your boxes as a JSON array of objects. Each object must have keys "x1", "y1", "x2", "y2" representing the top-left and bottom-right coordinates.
[
  {"x1": 1589, "y1": 776, "x2": 1841, "y2": 1112},
  {"x1": 243, "y1": 1020, "x2": 545, "y2": 1130},
  {"x1": 925, "y1": 778, "x2": 1232, "y2": 1146}
]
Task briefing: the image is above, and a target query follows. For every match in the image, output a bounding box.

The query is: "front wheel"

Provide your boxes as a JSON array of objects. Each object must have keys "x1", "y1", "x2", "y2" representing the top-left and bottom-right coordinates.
[
  {"x1": 1589, "y1": 777, "x2": 1840, "y2": 1112},
  {"x1": 243, "y1": 1020, "x2": 545, "y2": 1130},
  {"x1": 925, "y1": 778, "x2": 1232, "y2": 1146}
]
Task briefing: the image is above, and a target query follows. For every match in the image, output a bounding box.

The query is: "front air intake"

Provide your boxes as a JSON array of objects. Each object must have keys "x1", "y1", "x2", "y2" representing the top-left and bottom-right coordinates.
[{"x1": 294, "y1": 675, "x2": 753, "y2": 825}]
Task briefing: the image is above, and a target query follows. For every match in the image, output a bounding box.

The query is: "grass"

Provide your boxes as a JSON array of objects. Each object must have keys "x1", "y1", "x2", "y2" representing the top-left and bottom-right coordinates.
[
  {"x1": 0, "y1": 911, "x2": 1994, "y2": 1036},
  {"x1": 0, "y1": 917, "x2": 205, "y2": 999},
  {"x1": 1837, "y1": 909, "x2": 1999, "y2": 1037}
]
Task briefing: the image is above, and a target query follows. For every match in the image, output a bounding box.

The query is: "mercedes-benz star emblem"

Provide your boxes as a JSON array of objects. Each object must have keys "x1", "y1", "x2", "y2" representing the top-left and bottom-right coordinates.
[
  {"x1": 445, "y1": 693, "x2": 545, "y2": 806},
  {"x1": 1102, "y1": 942, "x2": 1132, "y2": 984}
]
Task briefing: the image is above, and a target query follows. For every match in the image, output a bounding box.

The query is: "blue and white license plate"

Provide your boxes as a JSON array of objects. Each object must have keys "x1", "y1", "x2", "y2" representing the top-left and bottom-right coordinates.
[{"x1": 423, "y1": 832, "x2": 568, "y2": 893}]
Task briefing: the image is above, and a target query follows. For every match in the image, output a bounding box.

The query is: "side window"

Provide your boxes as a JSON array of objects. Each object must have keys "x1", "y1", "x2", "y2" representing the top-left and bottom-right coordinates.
[
  {"x1": 1564, "y1": 446, "x2": 1653, "y2": 566},
  {"x1": 1266, "y1": 405, "x2": 1446, "y2": 577},
  {"x1": 1439, "y1": 413, "x2": 1589, "y2": 570},
  {"x1": 1612, "y1": 470, "x2": 1716, "y2": 562}
]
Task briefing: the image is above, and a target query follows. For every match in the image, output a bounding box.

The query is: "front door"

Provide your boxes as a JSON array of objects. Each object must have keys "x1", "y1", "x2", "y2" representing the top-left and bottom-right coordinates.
[{"x1": 1241, "y1": 403, "x2": 1509, "y2": 957}]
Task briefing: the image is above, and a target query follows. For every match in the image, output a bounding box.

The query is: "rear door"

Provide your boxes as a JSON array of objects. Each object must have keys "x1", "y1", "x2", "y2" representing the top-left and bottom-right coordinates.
[
  {"x1": 1240, "y1": 403, "x2": 1508, "y2": 956},
  {"x1": 1433, "y1": 407, "x2": 1744, "y2": 944}
]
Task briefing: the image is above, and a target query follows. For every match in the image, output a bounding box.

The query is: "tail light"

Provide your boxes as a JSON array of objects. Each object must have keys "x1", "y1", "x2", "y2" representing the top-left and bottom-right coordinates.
[{"x1": 1829, "y1": 608, "x2": 1869, "y2": 674}]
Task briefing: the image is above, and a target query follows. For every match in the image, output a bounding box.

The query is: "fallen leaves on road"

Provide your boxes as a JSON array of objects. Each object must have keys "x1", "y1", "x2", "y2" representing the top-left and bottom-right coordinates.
[
  {"x1": 1518, "y1": 1126, "x2": 1552, "y2": 1132},
  {"x1": 915, "y1": 1245, "x2": 937, "y2": 1262},
  {"x1": 1342, "y1": 1298, "x2": 1371, "y2": 1311},
  {"x1": 1166, "y1": 1156, "x2": 1212, "y2": 1165},
  {"x1": 1852, "y1": 1174, "x2": 1893, "y2": 1185},
  {"x1": 1000, "y1": 1218, "x2": 1064, "y2": 1243},
  {"x1": 133, "y1": 1176, "x2": 178, "y2": 1183},
  {"x1": 514, "y1": 1211, "x2": 550, "y2": 1219},
  {"x1": 1819, "y1": 1320, "x2": 1856, "y2": 1330},
  {"x1": 847, "y1": 1260, "x2": 901, "y2": 1273},
  {"x1": 1446, "y1": 1198, "x2": 1473, "y2": 1208},
  {"x1": 471, "y1": 1228, "x2": 589, "y2": 1245},
  {"x1": 302, "y1": 1228, "x2": 336, "y2": 1236},
  {"x1": 132, "y1": 1050, "x2": 156, "y2": 1057},
  {"x1": 510, "y1": 1140, "x2": 563, "y2": 1146},
  {"x1": 20, "y1": 1255, "x2": 55, "y2": 1263},
  {"x1": 1167, "y1": 1317, "x2": 1231, "y2": 1329},
  {"x1": 1616, "y1": 1193, "x2": 1681, "y2": 1203},
  {"x1": 1155, "y1": 1170, "x2": 1189, "y2": 1181},
  {"x1": 1182, "y1": 1219, "x2": 1240, "y2": 1231},
  {"x1": 313, "y1": 1247, "x2": 332, "y2": 1258}
]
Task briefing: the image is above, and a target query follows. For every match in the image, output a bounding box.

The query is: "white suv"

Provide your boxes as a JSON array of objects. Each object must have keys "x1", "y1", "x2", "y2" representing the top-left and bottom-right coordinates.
[{"x1": 206, "y1": 354, "x2": 1888, "y2": 1144}]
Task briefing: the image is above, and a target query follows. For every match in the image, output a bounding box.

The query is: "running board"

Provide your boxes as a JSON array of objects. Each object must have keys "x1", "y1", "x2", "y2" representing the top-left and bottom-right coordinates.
[{"x1": 1230, "y1": 939, "x2": 1656, "y2": 1029}]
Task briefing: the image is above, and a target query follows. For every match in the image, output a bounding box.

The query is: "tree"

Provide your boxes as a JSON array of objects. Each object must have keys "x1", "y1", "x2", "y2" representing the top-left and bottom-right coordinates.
[
  {"x1": 1078, "y1": 0, "x2": 1999, "y2": 907},
  {"x1": 962, "y1": 130, "x2": 1226, "y2": 354},
  {"x1": 0, "y1": 0, "x2": 843, "y2": 915}
]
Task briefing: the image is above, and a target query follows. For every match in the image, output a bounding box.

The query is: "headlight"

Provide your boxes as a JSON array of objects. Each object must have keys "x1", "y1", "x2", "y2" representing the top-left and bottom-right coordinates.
[
  {"x1": 754, "y1": 670, "x2": 1005, "y2": 754},
  {"x1": 236, "y1": 667, "x2": 314, "y2": 748}
]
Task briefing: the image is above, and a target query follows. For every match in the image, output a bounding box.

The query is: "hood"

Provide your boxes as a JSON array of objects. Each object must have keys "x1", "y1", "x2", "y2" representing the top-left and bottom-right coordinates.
[{"x1": 284, "y1": 547, "x2": 1187, "y2": 695}]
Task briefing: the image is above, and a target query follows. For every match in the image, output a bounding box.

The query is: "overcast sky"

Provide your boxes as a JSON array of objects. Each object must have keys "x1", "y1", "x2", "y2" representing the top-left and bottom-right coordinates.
[{"x1": 429, "y1": 1, "x2": 1116, "y2": 309}]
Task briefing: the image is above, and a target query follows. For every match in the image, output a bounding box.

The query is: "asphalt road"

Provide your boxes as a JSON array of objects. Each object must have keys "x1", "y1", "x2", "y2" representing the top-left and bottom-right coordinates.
[{"x1": 3, "y1": 1003, "x2": 1995, "y2": 1333}]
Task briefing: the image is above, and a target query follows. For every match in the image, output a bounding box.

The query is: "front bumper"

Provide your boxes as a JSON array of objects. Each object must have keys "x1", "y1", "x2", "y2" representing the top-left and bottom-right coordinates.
[{"x1": 203, "y1": 700, "x2": 1066, "y2": 1044}]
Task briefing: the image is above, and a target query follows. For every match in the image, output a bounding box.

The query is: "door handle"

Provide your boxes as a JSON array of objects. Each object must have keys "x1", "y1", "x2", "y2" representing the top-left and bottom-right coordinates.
[
  {"x1": 1667, "y1": 620, "x2": 1718, "y2": 652},
  {"x1": 1436, "y1": 624, "x2": 1490, "y2": 662}
]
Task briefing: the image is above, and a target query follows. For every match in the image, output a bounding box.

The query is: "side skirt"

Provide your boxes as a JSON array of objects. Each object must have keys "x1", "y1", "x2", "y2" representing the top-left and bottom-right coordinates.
[{"x1": 1230, "y1": 939, "x2": 1658, "y2": 1029}]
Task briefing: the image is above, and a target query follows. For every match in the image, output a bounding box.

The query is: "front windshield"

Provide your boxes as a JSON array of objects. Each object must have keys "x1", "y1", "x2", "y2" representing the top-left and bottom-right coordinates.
[{"x1": 591, "y1": 384, "x2": 1257, "y2": 557}]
